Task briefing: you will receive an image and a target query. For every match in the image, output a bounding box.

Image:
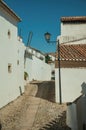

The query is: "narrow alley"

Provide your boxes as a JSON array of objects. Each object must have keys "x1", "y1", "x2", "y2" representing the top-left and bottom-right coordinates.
[{"x1": 0, "y1": 81, "x2": 71, "y2": 130}]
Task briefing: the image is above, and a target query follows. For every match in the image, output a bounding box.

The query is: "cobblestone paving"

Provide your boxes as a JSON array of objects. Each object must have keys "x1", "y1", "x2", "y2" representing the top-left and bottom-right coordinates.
[{"x1": 0, "y1": 81, "x2": 71, "y2": 130}]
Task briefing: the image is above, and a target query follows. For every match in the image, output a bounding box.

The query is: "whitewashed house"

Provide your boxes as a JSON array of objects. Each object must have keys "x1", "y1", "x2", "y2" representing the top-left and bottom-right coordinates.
[
  {"x1": 45, "y1": 53, "x2": 56, "y2": 80},
  {"x1": 55, "y1": 16, "x2": 86, "y2": 103},
  {"x1": 66, "y1": 82, "x2": 86, "y2": 130},
  {"x1": 0, "y1": 1, "x2": 25, "y2": 108},
  {"x1": 24, "y1": 47, "x2": 51, "y2": 81}
]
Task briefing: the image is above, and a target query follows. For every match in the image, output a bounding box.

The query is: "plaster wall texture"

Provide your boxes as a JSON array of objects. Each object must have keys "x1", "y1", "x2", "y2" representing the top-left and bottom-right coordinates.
[
  {"x1": 66, "y1": 95, "x2": 86, "y2": 130},
  {"x1": 25, "y1": 55, "x2": 51, "y2": 81},
  {"x1": 66, "y1": 103, "x2": 78, "y2": 130},
  {"x1": 58, "y1": 23, "x2": 86, "y2": 44},
  {"x1": 55, "y1": 68, "x2": 86, "y2": 103},
  {"x1": 61, "y1": 23, "x2": 86, "y2": 36},
  {"x1": 0, "y1": 7, "x2": 25, "y2": 108}
]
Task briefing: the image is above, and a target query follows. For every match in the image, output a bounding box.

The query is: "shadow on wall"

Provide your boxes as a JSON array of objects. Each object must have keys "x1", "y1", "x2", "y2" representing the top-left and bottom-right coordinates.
[
  {"x1": 40, "y1": 111, "x2": 71, "y2": 130},
  {"x1": 0, "y1": 123, "x2": 2, "y2": 130},
  {"x1": 31, "y1": 81, "x2": 55, "y2": 102}
]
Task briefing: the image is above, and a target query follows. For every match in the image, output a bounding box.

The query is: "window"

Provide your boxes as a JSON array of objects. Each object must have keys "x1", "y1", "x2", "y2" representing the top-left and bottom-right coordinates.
[
  {"x1": 8, "y1": 63, "x2": 12, "y2": 73},
  {"x1": 8, "y1": 30, "x2": 11, "y2": 38},
  {"x1": 17, "y1": 60, "x2": 19, "y2": 65},
  {"x1": 51, "y1": 70, "x2": 55, "y2": 75}
]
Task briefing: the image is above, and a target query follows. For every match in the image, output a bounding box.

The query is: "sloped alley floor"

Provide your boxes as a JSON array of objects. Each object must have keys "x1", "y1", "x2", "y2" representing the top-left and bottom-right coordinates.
[{"x1": 0, "y1": 81, "x2": 71, "y2": 130}]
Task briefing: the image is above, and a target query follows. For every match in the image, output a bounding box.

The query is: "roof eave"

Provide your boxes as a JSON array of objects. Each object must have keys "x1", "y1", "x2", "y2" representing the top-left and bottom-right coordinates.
[
  {"x1": 61, "y1": 16, "x2": 86, "y2": 22},
  {"x1": 0, "y1": 0, "x2": 21, "y2": 22}
]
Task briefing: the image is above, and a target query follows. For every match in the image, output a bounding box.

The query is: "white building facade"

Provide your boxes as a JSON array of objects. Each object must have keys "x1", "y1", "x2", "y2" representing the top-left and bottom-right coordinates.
[
  {"x1": 55, "y1": 16, "x2": 86, "y2": 103},
  {"x1": 66, "y1": 82, "x2": 86, "y2": 130},
  {"x1": 24, "y1": 47, "x2": 51, "y2": 81},
  {"x1": 0, "y1": 1, "x2": 25, "y2": 108}
]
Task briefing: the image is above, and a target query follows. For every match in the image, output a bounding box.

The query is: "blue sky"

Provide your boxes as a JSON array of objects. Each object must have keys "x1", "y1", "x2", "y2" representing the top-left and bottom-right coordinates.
[{"x1": 4, "y1": 0, "x2": 86, "y2": 53}]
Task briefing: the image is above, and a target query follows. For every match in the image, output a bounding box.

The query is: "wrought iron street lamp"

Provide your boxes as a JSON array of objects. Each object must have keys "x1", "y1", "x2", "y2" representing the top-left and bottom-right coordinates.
[{"x1": 44, "y1": 32, "x2": 62, "y2": 104}]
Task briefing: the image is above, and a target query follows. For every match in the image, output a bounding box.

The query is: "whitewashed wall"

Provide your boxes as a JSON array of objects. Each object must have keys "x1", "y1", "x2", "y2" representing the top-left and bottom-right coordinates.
[
  {"x1": 66, "y1": 103, "x2": 78, "y2": 130},
  {"x1": 55, "y1": 68, "x2": 86, "y2": 103},
  {"x1": 17, "y1": 39, "x2": 25, "y2": 93},
  {"x1": 25, "y1": 55, "x2": 51, "y2": 81},
  {"x1": 75, "y1": 95, "x2": 86, "y2": 130},
  {"x1": 0, "y1": 7, "x2": 25, "y2": 108},
  {"x1": 67, "y1": 94, "x2": 86, "y2": 130},
  {"x1": 59, "y1": 21, "x2": 86, "y2": 44},
  {"x1": 59, "y1": 35, "x2": 86, "y2": 45},
  {"x1": 61, "y1": 23, "x2": 86, "y2": 36}
]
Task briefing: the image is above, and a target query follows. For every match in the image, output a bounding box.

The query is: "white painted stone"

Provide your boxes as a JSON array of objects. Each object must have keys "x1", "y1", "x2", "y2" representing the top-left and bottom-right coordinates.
[{"x1": 0, "y1": 2, "x2": 25, "y2": 108}]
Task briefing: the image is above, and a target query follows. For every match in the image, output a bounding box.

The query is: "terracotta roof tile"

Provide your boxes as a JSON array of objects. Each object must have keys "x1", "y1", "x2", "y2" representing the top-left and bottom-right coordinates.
[
  {"x1": 56, "y1": 44, "x2": 86, "y2": 61},
  {"x1": 61, "y1": 16, "x2": 86, "y2": 22}
]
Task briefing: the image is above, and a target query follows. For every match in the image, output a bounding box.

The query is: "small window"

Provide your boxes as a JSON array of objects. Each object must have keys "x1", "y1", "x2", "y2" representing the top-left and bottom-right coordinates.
[
  {"x1": 8, "y1": 30, "x2": 11, "y2": 38},
  {"x1": 8, "y1": 63, "x2": 12, "y2": 73},
  {"x1": 17, "y1": 60, "x2": 19, "y2": 65},
  {"x1": 51, "y1": 70, "x2": 55, "y2": 75}
]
